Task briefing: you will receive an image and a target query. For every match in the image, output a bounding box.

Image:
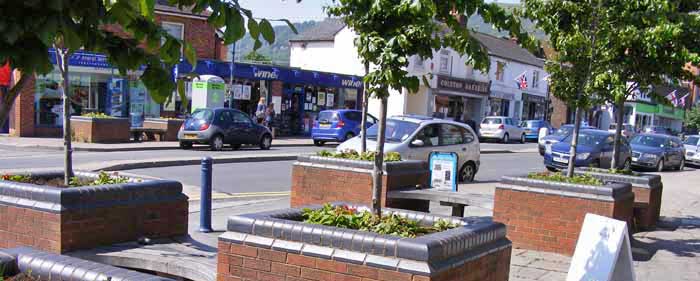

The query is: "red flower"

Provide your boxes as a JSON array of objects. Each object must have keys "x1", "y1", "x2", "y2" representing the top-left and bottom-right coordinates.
[{"x1": 1, "y1": 175, "x2": 9, "y2": 181}]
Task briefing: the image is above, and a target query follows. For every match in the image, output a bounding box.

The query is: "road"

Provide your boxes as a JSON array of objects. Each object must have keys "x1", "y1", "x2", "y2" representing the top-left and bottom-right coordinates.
[{"x1": 131, "y1": 152, "x2": 545, "y2": 194}]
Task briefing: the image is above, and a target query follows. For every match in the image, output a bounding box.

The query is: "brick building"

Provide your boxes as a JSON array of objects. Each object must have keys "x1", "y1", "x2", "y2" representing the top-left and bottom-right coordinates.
[{"x1": 7, "y1": 1, "x2": 224, "y2": 137}]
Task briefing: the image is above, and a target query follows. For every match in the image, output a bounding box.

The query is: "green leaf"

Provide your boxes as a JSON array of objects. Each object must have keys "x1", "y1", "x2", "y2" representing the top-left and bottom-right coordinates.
[
  {"x1": 223, "y1": 8, "x2": 246, "y2": 44},
  {"x1": 259, "y1": 19, "x2": 275, "y2": 44},
  {"x1": 61, "y1": 26, "x2": 82, "y2": 51},
  {"x1": 281, "y1": 19, "x2": 298, "y2": 34},
  {"x1": 183, "y1": 43, "x2": 197, "y2": 66},
  {"x1": 177, "y1": 79, "x2": 188, "y2": 110},
  {"x1": 139, "y1": 0, "x2": 155, "y2": 19},
  {"x1": 253, "y1": 39, "x2": 262, "y2": 51},
  {"x1": 247, "y1": 18, "x2": 260, "y2": 40}
]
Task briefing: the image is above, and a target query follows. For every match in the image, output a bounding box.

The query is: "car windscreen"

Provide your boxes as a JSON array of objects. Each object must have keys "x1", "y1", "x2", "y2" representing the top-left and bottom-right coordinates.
[
  {"x1": 631, "y1": 135, "x2": 666, "y2": 148},
  {"x1": 522, "y1": 121, "x2": 541, "y2": 128},
  {"x1": 684, "y1": 136, "x2": 699, "y2": 146},
  {"x1": 482, "y1": 118, "x2": 502, "y2": 124},
  {"x1": 366, "y1": 119, "x2": 419, "y2": 143},
  {"x1": 552, "y1": 126, "x2": 573, "y2": 137},
  {"x1": 191, "y1": 109, "x2": 213, "y2": 121},
  {"x1": 317, "y1": 112, "x2": 339, "y2": 122},
  {"x1": 563, "y1": 132, "x2": 608, "y2": 146}
]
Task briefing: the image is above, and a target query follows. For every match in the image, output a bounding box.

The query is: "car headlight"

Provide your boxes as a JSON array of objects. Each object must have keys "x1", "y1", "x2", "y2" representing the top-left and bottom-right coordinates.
[
  {"x1": 642, "y1": 153, "x2": 658, "y2": 160},
  {"x1": 576, "y1": 153, "x2": 590, "y2": 160}
]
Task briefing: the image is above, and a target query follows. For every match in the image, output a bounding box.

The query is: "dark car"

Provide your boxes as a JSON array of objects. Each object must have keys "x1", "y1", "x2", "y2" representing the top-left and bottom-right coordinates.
[
  {"x1": 643, "y1": 126, "x2": 672, "y2": 135},
  {"x1": 538, "y1": 124, "x2": 595, "y2": 155},
  {"x1": 311, "y1": 110, "x2": 377, "y2": 146},
  {"x1": 544, "y1": 129, "x2": 632, "y2": 171},
  {"x1": 630, "y1": 134, "x2": 685, "y2": 171},
  {"x1": 177, "y1": 108, "x2": 272, "y2": 151}
]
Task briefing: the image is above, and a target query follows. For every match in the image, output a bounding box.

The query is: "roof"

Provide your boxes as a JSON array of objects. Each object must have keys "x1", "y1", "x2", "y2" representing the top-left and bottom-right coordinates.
[
  {"x1": 290, "y1": 18, "x2": 346, "y2": 42},
  {"x1": 470, "y1": 32, "x2": 544, "y2": 67},
  {"x1": 155, "y1": 0, "x2": 210, "y2": 17}
]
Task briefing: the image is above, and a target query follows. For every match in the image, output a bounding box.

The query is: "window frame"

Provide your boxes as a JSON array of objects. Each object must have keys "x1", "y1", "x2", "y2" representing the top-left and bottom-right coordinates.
[
  {"x1": 532, "y1": 70, "x2": 540, "y2": 88},
  {"x1": 161, "y1": 21, "x2": 185, "y2": 54},
  {"x1": 495, "y1": 61, "x2": 506, "y2": 81}
]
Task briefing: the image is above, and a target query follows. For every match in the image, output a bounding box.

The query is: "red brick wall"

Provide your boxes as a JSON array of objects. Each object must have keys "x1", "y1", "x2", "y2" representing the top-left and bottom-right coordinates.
[
  {"x1": 0, "y1": 199, "x2": 187, "y2": 254},
  {"x1": 291, "y1": 164, "x2": 429, "y2": 211},
  {"x1": 217, "y1": 240, "x2": 511, "y2": 281},
  {"x1": 493, "y1": 188, "x2": 634, "y2": 256},
  {"x1": 9, "y1": 72, "x2": 36, "y2": 137},
  {"x1": 631, "y1": 186, "x2": 662, "y2": 230},
  {"x1": 549, "y1": 95, "x2": 568, "y2": 128},
  {"x1": 71, "y1": 118, "x2": 131, "y2": 143}
]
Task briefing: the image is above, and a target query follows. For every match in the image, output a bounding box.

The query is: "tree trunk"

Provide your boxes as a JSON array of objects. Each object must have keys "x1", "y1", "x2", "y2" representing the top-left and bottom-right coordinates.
[
  {"x1": 0, "y1": 73, "x2": 30, "y2": 129},
  {"x1": 55, "y1": 47, "x2": 74, "y2": 185},
  {"x1": 566, "y1": 106, "x2": 583, "y2": 177},
  {"x1": 360, "y1": 62, "x2": 369, "y2": 153},
  {"x1": 611, "y1": 99, "x2": 626, "y2": 170},
  {"x1": 371, "y1": 96, "x2": 388, "y2": 216}
]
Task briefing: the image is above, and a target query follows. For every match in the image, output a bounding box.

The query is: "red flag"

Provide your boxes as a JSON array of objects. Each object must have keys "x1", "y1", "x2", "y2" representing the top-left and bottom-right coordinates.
[{"x1": 0, "y1": 62, "x2": 10, "y2": 87}]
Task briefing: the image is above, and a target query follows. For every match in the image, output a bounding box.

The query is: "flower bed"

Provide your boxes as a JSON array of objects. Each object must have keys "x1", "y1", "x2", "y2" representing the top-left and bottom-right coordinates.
[
  {"x1": 71, "y1": 116, "x2": 130, "y2": 143},
  {"x1": 0, "y1": 171, "x2": 188, "y2": 253},
  {"x1": 527, "y1": 171, "x2": 603, "y2": 186},
  {"x1": 1, "y1": 171, "x2": 130, "y2": 188},
  {"x1": 316, "y1": 149, "x2": 402, "y2": 162},
  {"x1": 218, "y1": 203, "x2": 512, "y2": 281}
]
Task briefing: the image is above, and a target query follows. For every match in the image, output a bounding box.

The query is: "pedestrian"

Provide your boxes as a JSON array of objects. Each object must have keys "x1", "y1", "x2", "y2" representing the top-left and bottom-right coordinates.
[
  {"x1": 255, "y1": 97, "x2": 266, "y2": 124},
  {"x1": 265, "y1": 103, "x2": 275, "y2": 129}
]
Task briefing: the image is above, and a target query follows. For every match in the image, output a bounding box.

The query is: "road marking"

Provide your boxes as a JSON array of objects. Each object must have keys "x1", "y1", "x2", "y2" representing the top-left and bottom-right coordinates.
[{"x1": 187, "y1": 191, "x2": 290, "y2": 201}]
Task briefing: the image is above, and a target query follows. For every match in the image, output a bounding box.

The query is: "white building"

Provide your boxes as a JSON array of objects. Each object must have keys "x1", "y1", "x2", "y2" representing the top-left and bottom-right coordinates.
[{"x1": 289, "y1": 19, "x2": 549, "y2": 125}]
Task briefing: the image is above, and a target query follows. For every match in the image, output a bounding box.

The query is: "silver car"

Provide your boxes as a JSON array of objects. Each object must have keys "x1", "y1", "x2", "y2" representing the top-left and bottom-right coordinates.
[
  {"x1": 684, "y1": 135, "x2": 700, "y2": 165},
  {"x1": 337, "y1": 115, "x2": 481, "y2": 182},
  {"x1": 479, "y1": 116, "x2": 526, "y2": 143}
]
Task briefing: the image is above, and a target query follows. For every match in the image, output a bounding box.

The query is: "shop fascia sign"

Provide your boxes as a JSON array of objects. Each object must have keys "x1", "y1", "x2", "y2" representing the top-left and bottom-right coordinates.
[
  {"x1": 437, "y1": 75, "x2": 490, "y2": 95},
  {"x1": 341, "y1": 79, "x2": 362, "y2": 88},
  {"x1": 253, "y1": 69, "x2": 279, "y2": 80}
]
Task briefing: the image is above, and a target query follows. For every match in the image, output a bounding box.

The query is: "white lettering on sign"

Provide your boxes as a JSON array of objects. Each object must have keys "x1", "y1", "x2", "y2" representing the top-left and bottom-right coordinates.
[
  {"x1": 254, "y1": 70, "x2": 279, "y2": 79},
  {"x1": 342, "y1": 79, "x2": 362, "y2": 88}
]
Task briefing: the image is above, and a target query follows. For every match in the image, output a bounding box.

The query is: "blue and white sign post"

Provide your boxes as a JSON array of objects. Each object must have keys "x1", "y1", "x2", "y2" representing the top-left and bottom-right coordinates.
[{"x1": 429, "y1": 152, "x2": 459, "y2": 191}]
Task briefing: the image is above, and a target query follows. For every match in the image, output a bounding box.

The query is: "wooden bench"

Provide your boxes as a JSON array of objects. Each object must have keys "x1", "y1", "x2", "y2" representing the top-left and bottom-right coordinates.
[
  {"x1": 386, "y1": 187, "x2": 494, "y2": 217},
  {"x1": 130, "y1": 128, "x2": 167, "y2": 142}
]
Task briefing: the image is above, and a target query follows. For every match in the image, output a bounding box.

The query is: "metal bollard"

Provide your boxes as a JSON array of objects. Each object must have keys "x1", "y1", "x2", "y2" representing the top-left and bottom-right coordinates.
[{"x1": 199, "y1": 156, "x2": 213, "y2": 233}]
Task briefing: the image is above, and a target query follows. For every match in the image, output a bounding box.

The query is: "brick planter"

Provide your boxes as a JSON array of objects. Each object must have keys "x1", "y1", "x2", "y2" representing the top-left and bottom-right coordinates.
[
  {"x1": 143, "y1": 118, "x2": 184, "y2": 141},
  {"x1": 575, "y1": 167, "x2": 662, "y2": 230},
  {"x1": 0, "y1": 171, "x2": 188, "y2": 253},
  {"x1": 0, "y1": 247, "x2": 174, "y2": 281},
  {"x1": 70, "y1": 116, "x2": 130, "y2": 143},
  {"x1": 493, "y1": 176, "x2": 635, "y2": 256},
  {"x1": 292, "y1": 155, "x2": 430, "y2": 212},
  {"x1": 217, "y1": 204, "x2": 512, "y2": 281}
]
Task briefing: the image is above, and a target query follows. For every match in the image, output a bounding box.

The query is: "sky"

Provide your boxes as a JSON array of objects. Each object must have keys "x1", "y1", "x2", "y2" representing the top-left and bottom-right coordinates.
[{"x1": 238, "y1": 0, "x2": 522, "y2": 24}]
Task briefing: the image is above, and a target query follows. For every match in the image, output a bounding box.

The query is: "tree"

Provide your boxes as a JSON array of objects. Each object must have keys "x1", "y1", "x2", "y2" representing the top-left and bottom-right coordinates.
[
  {"x1": 243, "y1": 51, "x2": 273, "y2": 64},
  {"x1": 0, "y1": 0, "x2": 296, "y2": 183},
  {"x1": 686, "y1": 106, "x2": 700, "y2": 131},
  {"x1": 328, "y1": 0, "x2": 532, "y2": 215}
]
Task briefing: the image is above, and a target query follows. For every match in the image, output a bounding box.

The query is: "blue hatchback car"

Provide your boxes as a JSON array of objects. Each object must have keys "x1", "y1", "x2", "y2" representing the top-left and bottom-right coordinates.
[
  {"x1": 543, "y1": 129, "x2": 632, "y2": 171},
  {"x1": 521, "y1": 120, "x2": 553, "y2": 141},
  {"x1": 312, "y1": 110, "x2": 377, "y2": 146}
]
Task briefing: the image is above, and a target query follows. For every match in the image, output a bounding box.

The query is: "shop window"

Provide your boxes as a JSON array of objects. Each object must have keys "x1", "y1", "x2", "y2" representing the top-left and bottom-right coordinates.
[
  {"x1": 35, "y1": 73, "x2": 63, "y2": 127},
  {"x1": 532, "y1": 71, "x2": 540, "y2": 88},
  {"x1": 495, "y1": 61, "x2": 506, "y2": 81},
  {"x1": 440, "y1": 124, "x2": 464, "y2": 145}
]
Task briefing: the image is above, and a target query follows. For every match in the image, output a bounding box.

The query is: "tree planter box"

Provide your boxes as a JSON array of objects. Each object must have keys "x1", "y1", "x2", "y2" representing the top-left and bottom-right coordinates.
[
  {"x1": 493, "y1": 176, "x2": 635, "y2": 256},
  {"x1": 143, "y1": 118, "x2": 184, "y2": 141},
  {"x1": 292, "y1": 155, "x2": 430, "y2": 212},
  {"x1": 71, "y1": 116, "x2": 130, "y2": 143},
  {"x1": 217, "y1": 204, "x2": 512, "y2": 281},
  {"x1": 0, "y1": 171, "x2": 188, "y2": 253},
  {"x1": 0, "y1": 247, "x2": 174, "y2": 281},
  {"x1": 575, "y1": 167, "x2": 663, "y2": 230}
]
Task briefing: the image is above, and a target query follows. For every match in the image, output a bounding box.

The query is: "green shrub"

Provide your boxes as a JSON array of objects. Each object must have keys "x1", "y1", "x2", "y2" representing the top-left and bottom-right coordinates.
[
  {"x1": 81, "y1": 112, "x2": 114, "y2": 119},
  {"x1": 316, "y1": 150, "x2": 402, "y2": 162},
  {"x1": 527, "y1": 172, "x2": 603, "y2": 186},
  {"x1": 301, "y1": 204, "x2": 456, "y2": 238},
  {"x1": 69, "y1": 171, "x2": 130, "y2": 186},
  {"x1": 0, "y1": 174, "x2": 32, "y2": 183}
]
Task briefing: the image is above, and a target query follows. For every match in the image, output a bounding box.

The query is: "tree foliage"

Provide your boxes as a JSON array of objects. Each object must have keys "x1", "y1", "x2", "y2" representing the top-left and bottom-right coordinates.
[
  {"x1": 686, "y1": 106, "x2": 700, "y2": 131},
  {"x1": 243, "y1": 51, "x2": 272, "y2": 64}
]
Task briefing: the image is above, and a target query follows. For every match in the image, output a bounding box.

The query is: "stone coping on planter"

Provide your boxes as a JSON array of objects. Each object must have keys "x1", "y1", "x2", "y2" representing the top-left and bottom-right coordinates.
[
  {"x1": 70, "y1": 116, "x2": 129, "y2": 123},
  {"x1": 574, "y1": 167, "x2": 662, "y2": 189},
  {"x1": 499, "y1": 175, "x2": 633, "y2": 202},
  {"x1": 295, "y1": 155, "x2": 428, "y2": 175},
  {"x1": 0, "y1": 247, "x2": 174, "y2": 281},
  {"x1": 0, "y1": 171, "x2": 186, "y2": 213},
  {"x1": 222, "y1": 203, "x2": 510, "y2": 276}
]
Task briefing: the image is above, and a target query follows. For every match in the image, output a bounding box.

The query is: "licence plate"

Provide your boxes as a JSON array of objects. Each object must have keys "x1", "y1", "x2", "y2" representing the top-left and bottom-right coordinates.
[
  {"x1": 320, "y1": 124, "x2": 331, "y2": 129},
  {"x1": 632, "y1": 157, "x2": 639, "y2": 162},
  {"x1": 553, "y1": 157, "x2": 568, "y2": 163},
  {"x1": 183, "y1": 134, "x2": 198, "y2": 139}
]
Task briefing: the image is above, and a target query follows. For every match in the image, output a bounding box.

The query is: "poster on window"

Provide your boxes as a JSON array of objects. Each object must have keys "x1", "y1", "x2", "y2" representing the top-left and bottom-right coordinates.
[
  {"x1": 242, "y1": 85, "x2": 252, "y2": 100},
  {"x1": 233, "y1": 84, "x2": 243, "y2": 100},
  {"x1": 317, "y1": 92, "x2": 326, "y2": 106},
  {"x1": 326, "y1": 93, "x2": 334, "y2": 107}
]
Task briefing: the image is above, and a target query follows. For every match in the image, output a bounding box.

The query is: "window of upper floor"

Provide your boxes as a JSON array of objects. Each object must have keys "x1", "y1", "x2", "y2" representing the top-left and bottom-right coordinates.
[
  {"x1": 162, "y1": 21, "x2": 185, "y2": 54},
  {"x1": 495, "y1": 61, "x2": 506, "y2": 81},
  {"x1": 532, "y1": 70, "x2": 540, "y2": 89},
  {"x1": 439, "y1": 50, "x2": 451, "y2": 74}
]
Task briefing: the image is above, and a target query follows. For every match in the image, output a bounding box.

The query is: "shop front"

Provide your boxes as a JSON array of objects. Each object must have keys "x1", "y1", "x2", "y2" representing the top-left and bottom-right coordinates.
[
  {"x1": 488, "y1": 91, "x2": 517, "y2": 120},
  {"x1": 431, "y1": 75, "x2": 489, "y2": 128},
  {"x1": 521, "y1": 93, "x2": 547, "y2": 120},
  {"x1": 633, "y1": 102, "x2": 684, "y2": 133}
]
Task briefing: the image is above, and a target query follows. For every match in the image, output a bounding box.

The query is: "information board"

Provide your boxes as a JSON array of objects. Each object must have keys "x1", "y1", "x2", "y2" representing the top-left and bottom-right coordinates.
[{"x1": 429, "y1": 152, "x2": 458, "y2": 191}]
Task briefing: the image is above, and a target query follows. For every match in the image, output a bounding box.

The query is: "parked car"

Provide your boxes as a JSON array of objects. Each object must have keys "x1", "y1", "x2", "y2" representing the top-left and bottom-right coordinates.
[
  {"x1": 178, "y1": 108, "x2": 273, "y2": 151},
  {"x1": 312, "y1": 110, "x2": 377, "y2": 146},
  {"x1": 630, "y1": 134, "x2": 685, "y2": 171},
  {"x1": 608, "y1": 123, "x2": 636, "y2": 138},
  {"x1": 684, "y1": 135, "x2": 700, "y2": 166},
  {"x1": 643, "y1": 126, "x2": 672, "y2": 135},
  {"x1": 479, "y1": 116, "x2": 525, "y2": 143},
  {"x1": 538, "y1": 124, "x2": 595, "y2": 155},
  {"x1": 544, "y1": 129, "x2": 632, "y2": 171},
  {"x1": 521, "y1": 120, "x2": 553, "y2": 142},
  {"x1": 337, "y1": 115, "x2": 481, "y2": 182}
]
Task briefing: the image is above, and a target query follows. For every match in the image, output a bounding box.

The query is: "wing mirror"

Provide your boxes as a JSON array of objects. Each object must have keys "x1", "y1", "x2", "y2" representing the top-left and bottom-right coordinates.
[{"x1": 411, "y1": 139, "x2": 425, "y2": 147}]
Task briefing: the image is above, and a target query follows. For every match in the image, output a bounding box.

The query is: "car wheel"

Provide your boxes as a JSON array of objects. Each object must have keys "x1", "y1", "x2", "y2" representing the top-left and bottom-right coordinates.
[
  {"x1": 656, "y1": 158, "x2": 665, "y2": 172},
  {"x1": 546, "y1": 166, "x2": 558, "y2": 172},
  {"x1": 677, "y1": 158, "x2": 685, "y2": 171},
  {"x1": 179, "y1": 141, "x2": 192, "y2": 149},
  {"x1": 231, "y1": 143, "x2": 241, "y2": 150},
  {"x1": 459, "y1": 162, "x2": 476, "y2": 183},
  {"x1": 210, "y1": 135, "x2": 224, "y2": 151},
  {"x1": 260, "y1": 134, "x2": 272, "y2": 150},
  {"x1": 520, "y1": 134, "x2": 526, "y2": 144},
  {"x1": 502, "y1": 133, "x2": 509, "y2": 144},
  {"x1": 345, "y1": 132, "x2": 355, "y2": 141},
  {"x1": 314, "y1": 140, "x2": 325, "y2": 146}
]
